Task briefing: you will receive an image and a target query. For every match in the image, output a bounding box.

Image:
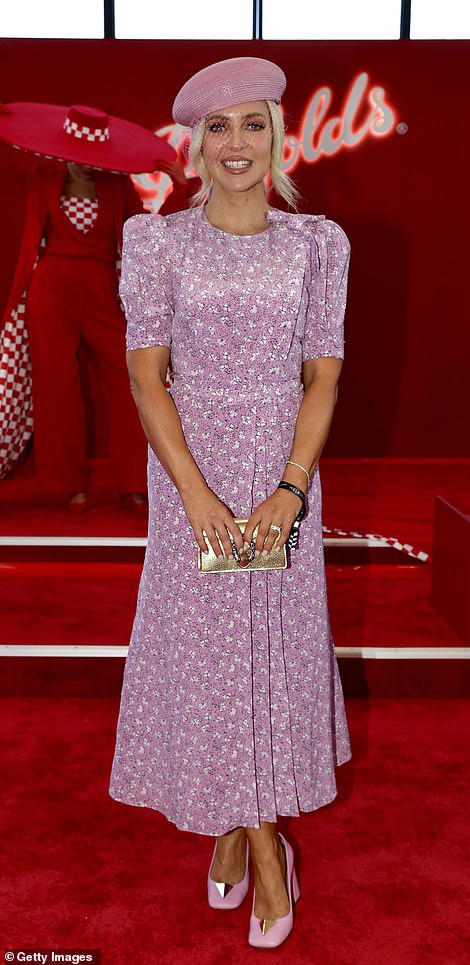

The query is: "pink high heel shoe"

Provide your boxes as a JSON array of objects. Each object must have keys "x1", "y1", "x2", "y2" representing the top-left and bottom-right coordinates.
[
  {"x1": 248, "y1": 833, "x2": 300, "y2": 948},
  {"x1": 207, "y1": 839, "x2": 250, "y2": 909}
]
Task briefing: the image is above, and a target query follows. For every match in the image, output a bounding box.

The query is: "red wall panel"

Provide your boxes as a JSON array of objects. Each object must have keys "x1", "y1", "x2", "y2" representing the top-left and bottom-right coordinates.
[{"x1": 0, "y1": 38, "x2": 468, "y2": 456}]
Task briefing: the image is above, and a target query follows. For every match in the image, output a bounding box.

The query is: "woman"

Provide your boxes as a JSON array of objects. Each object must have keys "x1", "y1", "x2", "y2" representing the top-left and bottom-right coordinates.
[
  {"x1": 0, "y1": 102, "x2": 176, "y2": 509},
  {"x1": 25, "y1": 158, "x2": 148, "y2": 511},
  {"x1": 109, "y1": 57, "x2": 351, "y2": 949}
]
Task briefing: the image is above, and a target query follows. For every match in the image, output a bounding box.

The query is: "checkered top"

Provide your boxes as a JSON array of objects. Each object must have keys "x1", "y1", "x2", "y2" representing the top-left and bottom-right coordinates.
[{"x1": 60, "y1": 195, "x2": 99, "y2": 233}]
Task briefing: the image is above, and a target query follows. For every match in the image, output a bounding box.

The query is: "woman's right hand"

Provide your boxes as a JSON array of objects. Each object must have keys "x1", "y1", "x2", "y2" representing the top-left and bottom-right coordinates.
[{"x1": 180, "y1": 484, "x2": 245, "y2": 560}]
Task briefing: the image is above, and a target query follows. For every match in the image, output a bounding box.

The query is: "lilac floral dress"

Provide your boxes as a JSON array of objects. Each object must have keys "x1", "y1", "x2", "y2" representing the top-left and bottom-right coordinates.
[{"x1": 109, "y1": 205, "x2": 352, "y2": 835}]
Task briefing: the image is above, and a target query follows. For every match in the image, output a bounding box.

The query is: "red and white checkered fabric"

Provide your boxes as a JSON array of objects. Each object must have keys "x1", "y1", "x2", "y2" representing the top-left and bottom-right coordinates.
[
  {"x1": 64, "y1": 118, "x2": 110, "y2": 142},
  {"x1": 322, "y1": 524, "x2": 430, "y2": 562},
  {"x1": 60, "y1": 195, "x2": 99, "y2": 233},
  {"x1": 0, "y1": 296, "x2": 34, "y2": 478}
]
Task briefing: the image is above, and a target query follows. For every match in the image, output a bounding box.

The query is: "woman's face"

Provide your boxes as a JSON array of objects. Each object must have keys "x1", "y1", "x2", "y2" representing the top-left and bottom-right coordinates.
[
  {"x1": 201, "y1": 99, "x2": 272, "y2": 195},
  {"x1": 66, "y1": 162, "x2": 95, "y2": 181}
]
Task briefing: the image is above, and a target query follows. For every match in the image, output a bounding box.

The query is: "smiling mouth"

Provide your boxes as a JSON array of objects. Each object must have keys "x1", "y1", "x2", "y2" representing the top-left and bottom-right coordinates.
[{"x1": 222, "y1": 159, "x2": 252, "y2": 169}]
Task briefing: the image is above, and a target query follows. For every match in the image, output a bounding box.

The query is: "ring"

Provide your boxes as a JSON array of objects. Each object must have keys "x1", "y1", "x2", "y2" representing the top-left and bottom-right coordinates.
[{"x1": 270, "y1": 524, "x2": 282, "y2": 534}]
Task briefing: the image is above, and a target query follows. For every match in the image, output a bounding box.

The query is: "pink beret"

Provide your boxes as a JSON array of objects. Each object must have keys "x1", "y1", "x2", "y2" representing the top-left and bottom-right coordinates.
[{"x1": 172, "y1": 57, "x2": 286, "y2": 128}]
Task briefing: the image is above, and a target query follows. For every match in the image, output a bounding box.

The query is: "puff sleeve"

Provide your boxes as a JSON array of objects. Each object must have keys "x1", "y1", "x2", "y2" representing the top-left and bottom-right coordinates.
[
  {"x1": 120, "y1": 214, "x2": 173, "y2": 351},
  {"x1": 302, "y1": 220, "x2": 350, "y2": 361}
]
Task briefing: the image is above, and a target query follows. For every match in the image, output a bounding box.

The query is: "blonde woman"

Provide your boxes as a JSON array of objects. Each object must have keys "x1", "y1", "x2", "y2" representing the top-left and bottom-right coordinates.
[{"x1": 110, "y1": 57, "x2": 351, "y2": 949}]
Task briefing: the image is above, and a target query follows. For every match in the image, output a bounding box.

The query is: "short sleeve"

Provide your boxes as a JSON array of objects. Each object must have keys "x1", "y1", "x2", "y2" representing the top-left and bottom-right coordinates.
[
  {"x1": 302, "y1": 220, "x2": 350, "y2": 361},
  {"x1": 119, "y1": 214, "x2": 173, "y2": 351}
]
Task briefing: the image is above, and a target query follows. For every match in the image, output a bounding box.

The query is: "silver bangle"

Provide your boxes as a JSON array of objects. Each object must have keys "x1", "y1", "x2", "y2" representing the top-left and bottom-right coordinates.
[{"x1": 286, "y1": 460, "x2": 311, "y2": 488}]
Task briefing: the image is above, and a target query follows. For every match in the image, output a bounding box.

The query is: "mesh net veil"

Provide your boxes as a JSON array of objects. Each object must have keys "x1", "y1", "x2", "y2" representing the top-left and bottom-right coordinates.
[{"x1": 195, "y1": 101, "x2": 273, "y2": 194}]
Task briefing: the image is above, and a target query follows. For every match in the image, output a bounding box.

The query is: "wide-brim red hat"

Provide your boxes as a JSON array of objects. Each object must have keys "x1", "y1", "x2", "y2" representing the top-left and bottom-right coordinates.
[{"x1": 0, "y1": 102, "x2": 175, "y2": 173}]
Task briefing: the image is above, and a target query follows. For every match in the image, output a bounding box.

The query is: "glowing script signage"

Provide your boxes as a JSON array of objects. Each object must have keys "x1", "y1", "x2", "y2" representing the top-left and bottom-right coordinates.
[
  {"x1": 283, "y1": 72, "x2": 395, "y2": 170},
  {"x1": 133, "y1": 72, "x2": 396, "y2": 210}
]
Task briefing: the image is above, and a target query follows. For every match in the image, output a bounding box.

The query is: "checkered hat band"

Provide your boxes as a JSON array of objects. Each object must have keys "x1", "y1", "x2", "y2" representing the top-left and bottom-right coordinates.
[{"x1": 64, "y1": 118, "x2": 109, "y2": 142}]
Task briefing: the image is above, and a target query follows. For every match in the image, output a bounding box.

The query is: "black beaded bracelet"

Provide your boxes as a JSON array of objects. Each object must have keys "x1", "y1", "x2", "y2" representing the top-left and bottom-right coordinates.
[{"x1": 277, "y1": 481, "x2": 307, "y2": 549}]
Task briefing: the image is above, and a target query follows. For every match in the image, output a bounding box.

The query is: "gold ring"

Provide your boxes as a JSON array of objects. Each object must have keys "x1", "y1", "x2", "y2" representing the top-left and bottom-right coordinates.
[{"x1": 270, "y1": 524, "x2": 282, "y2": 534}]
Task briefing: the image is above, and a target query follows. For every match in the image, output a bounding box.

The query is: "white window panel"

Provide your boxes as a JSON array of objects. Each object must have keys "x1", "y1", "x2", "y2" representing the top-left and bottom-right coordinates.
[
  {"x1": 411, "y1": 0, "x2": 470, "y2": 39},
  {"x1": 0, "y1": 0, "x2": 104, "y2": 38},
  {"x1": 263, "y1": 0, "x2": 401, "y2": 40},
  {"x1": 115, "y1": 0, "x2": 252, "y2": 39}
]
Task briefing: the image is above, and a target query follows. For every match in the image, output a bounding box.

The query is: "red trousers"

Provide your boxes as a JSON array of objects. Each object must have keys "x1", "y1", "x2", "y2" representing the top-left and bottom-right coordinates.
[{"x1": 27, "y1": 254, "x2": 148, "y2": 494}]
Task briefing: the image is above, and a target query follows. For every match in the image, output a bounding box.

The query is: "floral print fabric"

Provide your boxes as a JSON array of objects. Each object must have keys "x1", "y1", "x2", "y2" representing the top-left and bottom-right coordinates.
[{"x1": 109, "y1": 206, "x2": 352, "y2": 835}]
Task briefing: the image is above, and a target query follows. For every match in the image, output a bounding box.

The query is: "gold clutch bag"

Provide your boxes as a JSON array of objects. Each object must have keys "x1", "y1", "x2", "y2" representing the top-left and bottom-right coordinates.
[{"x1": 198, "y1": 519, "x2": 287, "y2": 574}]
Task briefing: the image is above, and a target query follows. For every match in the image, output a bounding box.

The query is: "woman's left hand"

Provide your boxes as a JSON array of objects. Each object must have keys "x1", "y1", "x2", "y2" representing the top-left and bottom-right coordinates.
[
  {"x1": 153, "y1": 157, "x2": 188, "y2": 185},
  {"x1": 243, "y1": 488, "x2": 304, "y2": 556}
]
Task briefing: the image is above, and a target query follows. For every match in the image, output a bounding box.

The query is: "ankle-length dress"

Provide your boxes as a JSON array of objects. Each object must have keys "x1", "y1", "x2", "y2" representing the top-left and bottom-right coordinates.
[{"x1": 109, "y1": 205, "x2": 352, "y2": 836}]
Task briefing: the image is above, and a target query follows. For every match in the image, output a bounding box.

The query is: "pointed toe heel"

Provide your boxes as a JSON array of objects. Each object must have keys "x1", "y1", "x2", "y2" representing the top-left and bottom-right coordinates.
[
  {"x1": 120, "y1": 492, "x2": 148, "y2": 513},
  {"x1": 207, "y1": 840, "x2": 250, "y2": 910},
  {"x1": 248, "y1": 833, "x2": 300, "y2": 949},
  {"x1": 68, "y1": 493, "x2": 88, "y2": 514}
]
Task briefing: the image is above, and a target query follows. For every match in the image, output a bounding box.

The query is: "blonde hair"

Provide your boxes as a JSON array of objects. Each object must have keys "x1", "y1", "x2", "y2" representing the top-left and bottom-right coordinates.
[{"x1": 189, "y1": 100, "x2": 300, "y2": 211}]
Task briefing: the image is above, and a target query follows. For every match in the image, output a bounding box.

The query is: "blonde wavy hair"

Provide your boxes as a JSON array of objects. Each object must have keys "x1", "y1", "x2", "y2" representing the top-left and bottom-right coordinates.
[{"x1": 188, "y1": 100, "x2": 300, "y2": 211}]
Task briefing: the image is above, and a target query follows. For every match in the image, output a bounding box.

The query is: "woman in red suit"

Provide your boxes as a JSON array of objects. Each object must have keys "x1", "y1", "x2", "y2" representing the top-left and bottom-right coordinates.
[{"x1": 0, "y1": 102, "x2": 175, "y2": 511}]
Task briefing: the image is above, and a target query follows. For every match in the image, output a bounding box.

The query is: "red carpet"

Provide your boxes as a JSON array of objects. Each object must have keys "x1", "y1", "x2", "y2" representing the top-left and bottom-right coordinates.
[
  {"x1": 321, "y1": 458, "x2": 470, "y2": 556},
  {"x1": 2, "y1": 457, "x2": 470, "y2": 553},
  {"x1": 1, "y1": 697, "x2": 469, "y2": 964},
  {"x1": 1, "y1": 457, "x2": 468, "y2": 699},
  {"x1": 0, "y1": 563, "x2": 461, "y2": 649},
  {"x1": 1, "y1": 457, "x2": 469, "y2": 961},
  {"x1": 1, "y1": 560, "x2": 467, "y2": 698}
]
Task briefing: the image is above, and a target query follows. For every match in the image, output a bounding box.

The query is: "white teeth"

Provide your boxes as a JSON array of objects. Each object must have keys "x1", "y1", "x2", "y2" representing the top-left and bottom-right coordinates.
[{"x1": 223, "y1": 160, "x2": 251, "y2": 169}]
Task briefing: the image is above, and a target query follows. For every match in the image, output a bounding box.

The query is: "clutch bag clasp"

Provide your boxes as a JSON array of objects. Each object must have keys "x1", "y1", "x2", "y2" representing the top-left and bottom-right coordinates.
[{"x1": 198, "y1": 519, "x2": 287, "y2": 574}]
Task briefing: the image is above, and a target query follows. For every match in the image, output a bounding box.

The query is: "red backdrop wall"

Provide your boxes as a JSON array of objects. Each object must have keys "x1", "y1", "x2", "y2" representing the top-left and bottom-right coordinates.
[{"x1": 0, "y1": 38, "x2": 468, "y2": 457}]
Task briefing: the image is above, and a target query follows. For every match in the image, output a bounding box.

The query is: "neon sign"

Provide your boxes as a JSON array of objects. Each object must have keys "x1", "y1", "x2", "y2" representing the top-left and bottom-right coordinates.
[
  {"x1": 283, "y1": 72, "x2": 395, "y2": 171},
  {"x1": 133, "y1": 72, "x2": 396, "y2": 210}
]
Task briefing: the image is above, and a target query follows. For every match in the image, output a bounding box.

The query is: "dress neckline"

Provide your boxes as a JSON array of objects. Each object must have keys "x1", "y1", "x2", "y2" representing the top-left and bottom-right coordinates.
[{"x1": 200, "y1": 206, "x2": 272, "y2": 239}]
